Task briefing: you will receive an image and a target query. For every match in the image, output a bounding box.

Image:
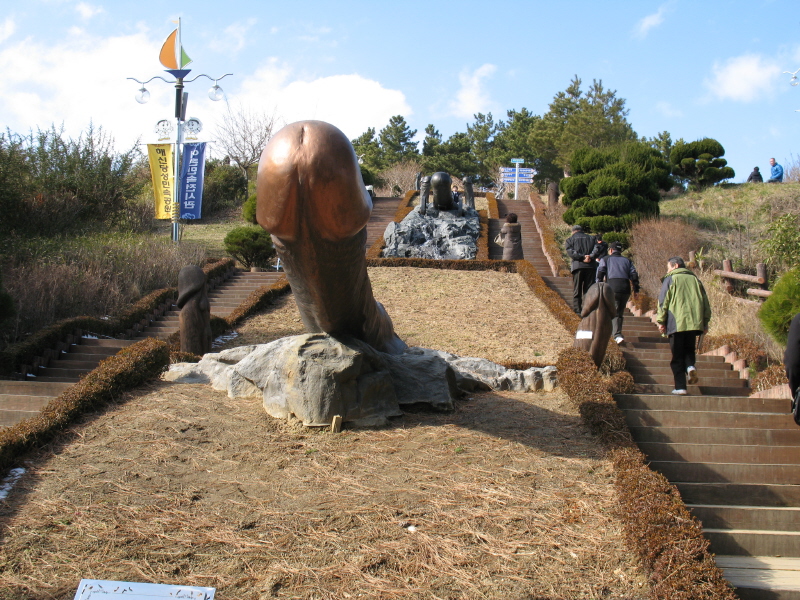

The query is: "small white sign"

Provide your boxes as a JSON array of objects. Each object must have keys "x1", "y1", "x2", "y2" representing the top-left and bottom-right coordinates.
[
  {"x1": 74, "y1": 580, "x2": 215, "y2": 600},
  {"x1": 576, "y1": 330, "x2": 593, "y2": 340},
  {"x1": 510, "y1": 158, "x2": 525, "y2": 163}
]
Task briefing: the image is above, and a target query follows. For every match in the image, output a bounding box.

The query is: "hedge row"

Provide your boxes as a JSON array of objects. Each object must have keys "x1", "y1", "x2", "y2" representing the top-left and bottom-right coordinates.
[
  {"x1": 556, "y1": 348, "x2": 736, "y2": 599},
  {"x1": 531, "y1": 203, "x2": 571, "y2": 278},
  {"x1": 0, "y1": 337, "x2": 170, "y2": 477},
  {"x1": 486, "y1": 192, "x2": 500, "y2": 219},
  {"x1": 0, "y1": 258, "x2": 235, "y2": 377},
  {"x1": 476, "y1": 210, "x2": 489, "y2": 261}
]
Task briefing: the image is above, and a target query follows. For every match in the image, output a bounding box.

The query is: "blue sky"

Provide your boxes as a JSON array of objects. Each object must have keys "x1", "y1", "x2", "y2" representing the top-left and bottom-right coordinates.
[{"x1": 1, "y1": 0, "x2": 799, "y2": 181}]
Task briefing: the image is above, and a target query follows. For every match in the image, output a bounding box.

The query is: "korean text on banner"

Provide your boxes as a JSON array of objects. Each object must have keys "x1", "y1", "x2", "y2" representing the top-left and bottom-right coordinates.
[
  {"x1": 147, "y1": 144, "x2": 175, "y2": 220},
  {"x1": 179, "y1": 142, "x2": 206, "y2": 219}
]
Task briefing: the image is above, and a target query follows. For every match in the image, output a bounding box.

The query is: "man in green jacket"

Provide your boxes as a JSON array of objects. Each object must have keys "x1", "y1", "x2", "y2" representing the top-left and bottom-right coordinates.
[{"x1": 656, "y1": 257, "x2": 712, "y2": 395}]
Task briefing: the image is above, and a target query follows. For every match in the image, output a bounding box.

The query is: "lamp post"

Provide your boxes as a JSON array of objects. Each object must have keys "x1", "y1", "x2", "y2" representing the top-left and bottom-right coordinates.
[{"x1": 128, "y1": 18, "x2": 232, "y2": 242}]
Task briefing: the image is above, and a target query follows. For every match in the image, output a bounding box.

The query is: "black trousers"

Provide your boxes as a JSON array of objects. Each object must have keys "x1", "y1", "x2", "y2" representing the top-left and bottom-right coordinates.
[
  {"x1": 572, "y1": 268, "x2": 596, "y2": 313},
  {"x1": 611, "y1": 291, "x2": 630, "y2": 338},
  {"x1": 669, "y1": 331, "x2": 699, "y2": 389}
]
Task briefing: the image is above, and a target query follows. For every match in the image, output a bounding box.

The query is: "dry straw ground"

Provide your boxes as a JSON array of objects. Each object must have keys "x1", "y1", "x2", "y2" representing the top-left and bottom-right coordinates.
[{"x1": 0, "y1": 267, "x2": 649, "y2": 599}]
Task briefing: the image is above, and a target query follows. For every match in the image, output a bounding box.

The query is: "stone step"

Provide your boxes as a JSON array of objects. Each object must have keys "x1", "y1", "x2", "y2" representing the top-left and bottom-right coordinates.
[
  {"x1": 37, "y1": 367, "x2": 91, "y2": 378},
  {"x1": 630, "y1": 426, "x2": 800, "y2": 447},
  {"x1": 691, "y1": 504, "x2": 800, "y2": 531},
  {"x1": 650, "y1": 460, "x2": 800, "y2": 485},
  {"x1": 678, "y1": 483, "x2": 800, "y2": 508},
  {"x1": 633, "y1": 383, "x2": 750, "y2": 396},
  {"x1": 704, "y1": 528, "x2": 800, "y2": 557},
  {"x1": 617, "y1": 394, "x2": 785, "y2": 413},
  {"x1": 631, "y1": 373, "x2": 748, "y2": 387},
  {"x1": 624, "y1": 355, "x2": 729, "y2": 368},
  {"x1": 624, "y1": 409, "x2": 796, "y2": 430},
  {"x1": 0, "y1": 395, "x2": 53, "y2": 411},
  {"x1": 638, "y1": 442, "x2": 800, "y2": 464},
  {"x1": 626, "y1": 365, "x2": 738, "y2": 377},
  {"x1": 0, "y1": 381, "x2": 72, "y2": 395},
  {"x1": 715, "y1": 556, "x2": 800, "y2": 600},
  {"x1": 79, "y1": 338, "x2": 137, "y2": 348},
  {"x1": 69, "y1": 345, "x2": 121, "y2": 356},
  {"x1": 47, "y1": 359, "x2": 101, "y2": 370},
  {"x1": 33, "y1": 376, "x2": 80, "y2": 383}
]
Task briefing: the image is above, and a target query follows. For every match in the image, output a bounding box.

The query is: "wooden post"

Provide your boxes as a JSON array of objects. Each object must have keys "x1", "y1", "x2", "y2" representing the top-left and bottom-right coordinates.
[
  {"x1": 688, "y1": 250, "x2": 696, "y2": 268},
  {"x1": 756, "y1": 263, "x2": 768, "y2": 291},
  {"x1": 722, "y1": 259, "x2": 735, "y2": 293}
]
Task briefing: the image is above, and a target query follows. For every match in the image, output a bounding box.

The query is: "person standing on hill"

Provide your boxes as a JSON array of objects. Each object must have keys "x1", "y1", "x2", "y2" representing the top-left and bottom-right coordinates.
[
  {"x1": 656, "y1": 257, "x2": 712, "y2": 395},
  {"x1": 596, "y1": 241, "x2": 639, "y2": 344},
  {"x1": 500, "y1": 213, "x2": 523, "y2": 260},
  {"x1": 565, "y1": 225, "x2": 598, "y2": 314},
  {"x1": 746, "y1": 167, "x2": 763, "y2": 183},
  {"x1": 768, "y1": 158, "x2": 784, "y2": 183}
]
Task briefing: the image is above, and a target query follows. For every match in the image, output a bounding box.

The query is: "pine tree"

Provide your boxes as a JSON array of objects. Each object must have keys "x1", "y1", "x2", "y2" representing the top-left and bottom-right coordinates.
[{"x1": 378, "y1": 116, "x2": 419, "y2": 167}]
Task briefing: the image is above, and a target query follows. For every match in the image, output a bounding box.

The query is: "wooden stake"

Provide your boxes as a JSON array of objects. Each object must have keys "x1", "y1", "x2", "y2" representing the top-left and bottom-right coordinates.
[{"x1": 331, "y1": 415, "x2": 343, "y2": 433}]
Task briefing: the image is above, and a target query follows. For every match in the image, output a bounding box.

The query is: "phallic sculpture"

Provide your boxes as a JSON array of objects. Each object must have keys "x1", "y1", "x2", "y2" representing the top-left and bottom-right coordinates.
[
  {"x1": 177, "y1": 265, "x2": 212, "y2": 356},
  {"x1": 414, "y1": 171, "x2": 422, "y2": 191},
  {"x1": 573, "y1": 282, "x2": 616, "y2": 367},
  {"x1": 463, "y1": 176, "x2": 475, "y2": 210},
  {"x1": 430, "y1": 171, "x2": 455, "y2": 210},
  {"x1": 547, "y1": 181, "x2": 559, "y2": 210},
  {"x1": 256, "y1": 120, "x2": 407, "y2": 355},
  {"x1": 419, "y1": 176, "x2": 431, "y2": 215}
]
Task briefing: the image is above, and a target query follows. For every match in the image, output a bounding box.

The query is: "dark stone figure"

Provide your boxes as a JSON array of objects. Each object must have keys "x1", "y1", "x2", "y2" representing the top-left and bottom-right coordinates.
[
  {"x1": 573, "y1": 282, "x2": 616, "y2": 367},
  {"x1": 256, "y1": 120, "x2": 407, "y2": 355},
  {"x1": 419, "y1": 176, "x2": 431, "y2": 215},
  {"x1": 177, "y1": 265, "x2": 212, "y2": 356},
  {"x1": 463, "y1": 176, "x2": 475, "y2": 210},
  {"x1": 414, "y1": 171, "x2": 422, "y2": 191},
  {"x1": 547, "y1": 181, "x2": 559, "y2": 210},
  {"x1": 431, "y1": 171, "x2": 455, "y2": 210}
]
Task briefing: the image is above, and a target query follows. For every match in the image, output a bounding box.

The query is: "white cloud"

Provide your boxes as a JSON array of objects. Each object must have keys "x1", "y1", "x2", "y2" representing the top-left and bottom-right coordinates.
[
  {"x1": 704, "y1": 54, "x2": 782, "y2": 102},
  {"x1": 448, "y1": 64, "x2": 497, "y2": 120},
  {"x1": 233, "y1": 59, "x2": 411, "y2": 139},
  {"x1": 75, "y1": 2, "x2": 104, "y2": 20},
  {"x1": 656, "y1": 101, "x2": 683, "y2": 118},
  {"x1": 209, "y1": 18, "x2": 257, "y2": 55},
  {"x1": 633, "y1": 3, "x2": 671, "y2": 39},
  {"x1": 0, "y1": 17, "x2": 15, "y2": 43}
]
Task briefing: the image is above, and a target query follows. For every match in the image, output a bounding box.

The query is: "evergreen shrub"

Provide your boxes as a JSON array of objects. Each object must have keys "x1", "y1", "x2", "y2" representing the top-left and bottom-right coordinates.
[
  {"x1": 223, "y1": 227, "x2": 275, "y2": 269},
  {"x1": 203, "y1": 160, "x2": 248, "y2": 214},
  {"x1": 242, "y1": 193, "x2": 258, "y2": 224},
  {"x1": 759, "y1": 267, "x2": 800, "y2": 345}
]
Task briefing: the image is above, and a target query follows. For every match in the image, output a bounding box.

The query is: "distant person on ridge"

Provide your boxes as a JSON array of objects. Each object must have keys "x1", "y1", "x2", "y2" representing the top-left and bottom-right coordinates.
[
  {"x1": 768, "y1": 158, "x2": 784, "y2": 183},
  {"x1": 746, "y1": 166, "x2": 763, "y2": 183},
  {"x1": 656, "y1": 256, "x2": 712, "y2": 396},
  {"x1": 596, "y1": 241, "x2": 639, "y2": 344},
  {"x1": 565, "y1": 224, "x2": 598, "y2": 314}
]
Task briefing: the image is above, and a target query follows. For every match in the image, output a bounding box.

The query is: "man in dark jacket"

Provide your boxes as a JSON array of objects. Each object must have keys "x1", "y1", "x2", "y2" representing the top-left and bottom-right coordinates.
[
  {"x1": 565, "y1": 225, "x2": 598, "y2": 314},
  {"x1": 596, "y1": 241, "x2": 639, "y2": 344},
  {"x1": 784, "y1": 313, "x2": 800, "y2": 425},
  {"x1": 746, "y1": 167, "x2": 763, "y2": 183},
  {"x1": 657, "y1": 257, "x2": 712, "y2": 395}
]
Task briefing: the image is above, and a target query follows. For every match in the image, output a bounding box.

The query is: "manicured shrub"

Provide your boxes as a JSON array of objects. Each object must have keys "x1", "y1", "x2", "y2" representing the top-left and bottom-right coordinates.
[
  {"x1": 203, "y1": 160, "x2": 248, "y2": 214},
  {"x1": 759, "y1": 267, "x2": 800, "y2": 345},
  {"x1": 242, "y1": 193, "x2": 258, "y2": 224},
  {"x1": 223, "y1": 226, "x2": 275, "y2": 269},
  {"x1": 670, "y1": 138, "x2": 734, "y2": 189}
]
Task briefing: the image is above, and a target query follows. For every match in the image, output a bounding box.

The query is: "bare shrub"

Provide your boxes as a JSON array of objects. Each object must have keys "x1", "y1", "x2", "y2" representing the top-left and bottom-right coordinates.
[
  {"x1": 375, "y1": 160, "x2": 423, "y2": 196},
  {"x1": 3, "y1": 237, "x2": 205, "y2": 342},
  {"x1": 784, "y1": 154, "x2": 800, "y2": 183},
  {"x1": 629, "y1": 218, "x2": 700, "y2": 298}
]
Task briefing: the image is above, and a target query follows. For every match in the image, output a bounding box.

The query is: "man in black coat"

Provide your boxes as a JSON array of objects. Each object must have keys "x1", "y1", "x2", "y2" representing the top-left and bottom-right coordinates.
[
  {"x1": 565, "y1": 225, "x2": 598, "y2": 314},
  {"x1": 784, "y1": 313, "x2": 800, "y2": 425}
]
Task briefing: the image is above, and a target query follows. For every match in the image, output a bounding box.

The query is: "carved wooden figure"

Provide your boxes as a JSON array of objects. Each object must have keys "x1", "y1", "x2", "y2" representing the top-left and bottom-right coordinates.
[
  {"x1": 573, "y1": 282, "x2": 616, "y2": 367},
  {"x1": 177, "y1": 265, "x2": 212, "y2": 356}
]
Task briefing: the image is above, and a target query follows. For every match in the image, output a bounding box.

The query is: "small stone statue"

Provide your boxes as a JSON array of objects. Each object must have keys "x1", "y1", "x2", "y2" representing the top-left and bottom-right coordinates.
[
  {"x1": 419, "y1": 176, "x2": 431, "y2": 215},
  {"x1": 414, "y1": 171, "x2": 422, "y2": 191},
  {"x1": 573, "y1": 282, "x2": 616, "y2": 367},
  {"x1": 431, "y1": 171, "x2": 454, "y2": 210},
  {"x1": 547, "y1": 181, "x2": 559, "y2": 210},
  {"x1": 177, "y1": 265, "x2": 212, "y2": 356},
  {"x1": 463, "y1": 176, "x2": 475, "y2": 210}
]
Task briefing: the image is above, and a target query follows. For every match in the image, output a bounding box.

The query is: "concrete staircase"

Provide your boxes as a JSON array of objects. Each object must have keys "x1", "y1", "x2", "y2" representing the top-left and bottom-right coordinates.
[
  {"x1": 614, "y1": 318, "x2": 800, "y2": 600},
  {"x1": 367, "y1": 197, "x2": 402, "y2": 250},
  {"x1": 488, "y1": 200, "x2": 553, "y2": 276}
]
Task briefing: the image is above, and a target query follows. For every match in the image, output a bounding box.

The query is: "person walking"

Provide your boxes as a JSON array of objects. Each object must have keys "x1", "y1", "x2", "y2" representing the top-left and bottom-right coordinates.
[
  {"x1": 746, "y1": 166, "x2": 763, "y2": 183},
  {"x1": 596, "y1": 241, "x2": 639, "y2": 344},
  {"x1": 768, "y1": 158, "x2": 784, "y2": 183},
  {"x1": 565, "y1": 224, "x2": 598, "y2": 314},
  {"x1": 656, "y1": 256, "x2": 712, "y2": 395},
  {"x1": 500, "y1": 213, "x2": 523, "y2": 260}
]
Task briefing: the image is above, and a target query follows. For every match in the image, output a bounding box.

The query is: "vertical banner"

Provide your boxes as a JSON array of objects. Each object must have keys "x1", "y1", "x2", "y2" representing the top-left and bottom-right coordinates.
[
  {"x1": 179, "y1": 142, "x2": 206, "y2": 219},
  {"x1": 147, "y1": 144, "x2": 175, "y2": 219}
]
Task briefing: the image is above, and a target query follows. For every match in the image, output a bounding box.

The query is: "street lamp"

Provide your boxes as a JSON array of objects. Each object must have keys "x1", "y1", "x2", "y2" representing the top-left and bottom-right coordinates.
[{"x1": 128, "y1": 18, "x2": 232, "y2": 242}]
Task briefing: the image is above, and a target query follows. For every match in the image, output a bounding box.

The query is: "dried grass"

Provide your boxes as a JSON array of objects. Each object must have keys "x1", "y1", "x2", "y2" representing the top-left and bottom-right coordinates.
[
  {"x1": 629, "y1": 218, "x2": 700, "y2": 299},
  {"x1": 0, "y1": 381, "x2": 649, "y2": 599}
]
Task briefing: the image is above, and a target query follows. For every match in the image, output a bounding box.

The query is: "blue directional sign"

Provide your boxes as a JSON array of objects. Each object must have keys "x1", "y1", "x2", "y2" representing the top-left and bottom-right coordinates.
[
  {"x1": 501, "y1": 177, "x2": 534, "y2": 183},
  {"x1": 517, "y1": 168, "x2": 535, "y2": 174},
  {"x1": 499, "y1": 167, "x2": 516, "y2": 173},
  {"x1": 511, "y1": 158, "x2": 525, "y2": 163}
]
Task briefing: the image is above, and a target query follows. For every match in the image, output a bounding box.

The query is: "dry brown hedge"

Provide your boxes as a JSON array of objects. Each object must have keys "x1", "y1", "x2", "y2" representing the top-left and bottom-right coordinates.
[
  {"x1": 700, "y1": 333, "x2": 768, "y2": 370},
  {"x1": 0, "y1": 337, "x2": 170, "y2": 477},
  {"x1": 556, "y1": 347, "x2": 737, "y2": 599}
]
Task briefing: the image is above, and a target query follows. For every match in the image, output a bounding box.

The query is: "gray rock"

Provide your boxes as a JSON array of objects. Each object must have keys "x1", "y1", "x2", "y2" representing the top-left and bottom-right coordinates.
[{"x1": 383, "y1": 208, "x2": 480, "y2": 260}]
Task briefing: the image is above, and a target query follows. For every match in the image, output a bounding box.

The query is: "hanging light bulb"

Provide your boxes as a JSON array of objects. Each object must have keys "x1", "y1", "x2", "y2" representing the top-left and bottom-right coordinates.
[
  {"x1": 792, "y1": 76, "x2": 799, "y2": 87},
  {"x1": 208, "y1": 82, "x2": 224, "y2": 101},
  {"x1": 135, "y1": 85, "x2": 151, "y2": 104}
]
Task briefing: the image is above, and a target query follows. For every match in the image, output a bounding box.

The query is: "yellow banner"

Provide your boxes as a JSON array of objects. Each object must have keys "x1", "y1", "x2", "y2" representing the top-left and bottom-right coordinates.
[{"x1": 147, "y1": 144, "x2": 175, "y2": 219}]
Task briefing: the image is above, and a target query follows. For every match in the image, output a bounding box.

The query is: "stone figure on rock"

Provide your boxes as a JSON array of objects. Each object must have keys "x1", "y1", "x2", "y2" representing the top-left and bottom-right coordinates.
[
  {"x1": 177, "y1": 265, "x2": 212, "y2": 356},
  {"x1": 431, "y1": 172, "x2": 456, "y2": 211},
  {"x1": 463, "y1": 176, "x2": 475, "y2": 210},
  {"x1": 573, "y1": 281, "x2": 616, "y2": 367},
  {"x1": 419, "y1": 175, "x2": 432, "y2": 215},
  {"x1": 256, "y1": 120, "x2": 406, "y2": 355}
]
